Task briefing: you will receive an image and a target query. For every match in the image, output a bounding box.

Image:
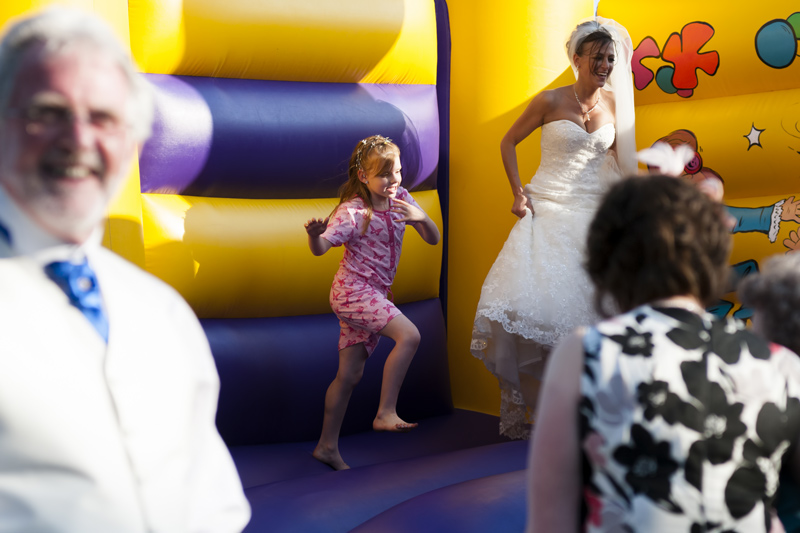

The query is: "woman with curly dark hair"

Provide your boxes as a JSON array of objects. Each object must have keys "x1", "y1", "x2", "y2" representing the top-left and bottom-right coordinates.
[{"x1": 527, "y1": 176, "x2": 800, "y2": 532}]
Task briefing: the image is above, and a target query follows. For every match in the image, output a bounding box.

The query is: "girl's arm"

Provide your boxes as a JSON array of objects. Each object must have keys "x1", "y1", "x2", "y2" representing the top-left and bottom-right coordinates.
[
  {"x1": 305, "y1": 217, "x2": 332, "y2": 256},
  {"x1": 526, "y1": 328, "x2": 585, "y2": 533},
  {"x1": 391, "y1": 199, "x2": 440, "y2": 245},
  {"x1": 501, "y1": 90, "x2": 555, "y2": 218}
]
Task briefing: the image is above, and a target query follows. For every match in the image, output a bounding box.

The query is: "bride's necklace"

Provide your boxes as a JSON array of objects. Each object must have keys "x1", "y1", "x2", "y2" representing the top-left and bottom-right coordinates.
[{"x1": 573, "y1": 86, "x2": 600, "y2": 123}]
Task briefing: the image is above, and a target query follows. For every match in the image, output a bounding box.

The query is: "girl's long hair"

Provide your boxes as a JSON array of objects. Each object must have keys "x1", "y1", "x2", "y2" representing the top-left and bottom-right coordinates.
[{"x1": 333, "y1": 135, "x2": 399, "y2": 234}]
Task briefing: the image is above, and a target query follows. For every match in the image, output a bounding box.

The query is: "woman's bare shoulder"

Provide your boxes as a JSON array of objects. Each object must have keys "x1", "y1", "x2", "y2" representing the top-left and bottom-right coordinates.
[
  {"x1": 539, "y1": 85, "x2": 571, "y2": 103},
  {"x1": 530, "y1": 86, "x2": 571, "y2": 115}
]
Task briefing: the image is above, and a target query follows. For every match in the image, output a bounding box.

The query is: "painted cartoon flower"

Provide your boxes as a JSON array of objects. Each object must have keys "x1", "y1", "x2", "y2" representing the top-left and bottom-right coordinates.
[
  {"x1": 607, "y1": 326, "x2": 654, "y2": 357},
  {"x1": 612, "y1": 424, "x2": 682, "y2": 513}
]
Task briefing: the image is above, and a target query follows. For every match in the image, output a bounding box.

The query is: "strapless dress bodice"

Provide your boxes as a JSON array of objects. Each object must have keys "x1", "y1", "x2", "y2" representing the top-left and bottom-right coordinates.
[{"x1": 526, "y1": 119, "x2": 619, "y2": 205}]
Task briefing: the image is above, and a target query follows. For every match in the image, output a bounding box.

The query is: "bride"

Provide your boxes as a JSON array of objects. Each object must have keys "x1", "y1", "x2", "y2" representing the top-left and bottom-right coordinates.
[{"x1": 471, "y1": 18, "x2": 638, "y2": 439}]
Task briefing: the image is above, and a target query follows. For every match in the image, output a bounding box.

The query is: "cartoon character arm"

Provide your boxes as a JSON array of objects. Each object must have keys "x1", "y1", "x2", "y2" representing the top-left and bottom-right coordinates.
[
  {"x1": 726, "y1": 201, "x2": 784, "y2": 242},
  {"x1": 780, "y1": 196, "x2": 800, "y2": 223},
  {"x1": 783, "y1": 230, "x2": 800, "y2": 254}
]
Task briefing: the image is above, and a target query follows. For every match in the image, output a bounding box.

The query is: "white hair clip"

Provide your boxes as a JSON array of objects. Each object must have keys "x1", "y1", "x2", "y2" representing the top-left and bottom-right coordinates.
[{"x1": 637, "y1": 142, "x2": 694, "y2": 177}]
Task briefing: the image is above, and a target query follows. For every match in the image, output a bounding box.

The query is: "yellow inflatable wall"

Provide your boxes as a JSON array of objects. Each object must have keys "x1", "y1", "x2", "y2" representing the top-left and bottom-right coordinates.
[{"x1": 602, "y1": 0, "x2": 800, "y2": 322}]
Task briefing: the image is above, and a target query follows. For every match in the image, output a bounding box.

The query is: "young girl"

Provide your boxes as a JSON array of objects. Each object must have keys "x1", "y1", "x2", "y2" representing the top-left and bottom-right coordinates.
[{"x1": 305, "y1": 135, "x2": 440, "y2": 471}]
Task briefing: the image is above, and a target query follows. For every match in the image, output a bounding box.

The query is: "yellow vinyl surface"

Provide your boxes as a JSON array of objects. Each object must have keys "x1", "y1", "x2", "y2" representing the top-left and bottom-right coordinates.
[
  {"x1": 141, "y1": 191, "x2": 443, "y2": 319},
  {"x1": 128, "y1": 0, "x2": 437, "y2": 84},
  {"x1": 103, "y1": 157, "x2": 146, "y2": 268},
  {"x1": 635, "y1": 88, "x2": 800, "y2": 201}
]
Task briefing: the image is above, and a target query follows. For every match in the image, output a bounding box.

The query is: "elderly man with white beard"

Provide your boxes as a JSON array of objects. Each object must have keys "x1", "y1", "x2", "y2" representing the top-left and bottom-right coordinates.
[{"x1": 0, "y1": 8, "x2": 250, "y2": 532}]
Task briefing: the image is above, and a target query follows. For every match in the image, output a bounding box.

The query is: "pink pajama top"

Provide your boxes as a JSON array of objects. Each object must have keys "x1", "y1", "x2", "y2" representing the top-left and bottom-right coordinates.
[{"x1": 321, "y1": 187, "x2": 421, "y2": 291}]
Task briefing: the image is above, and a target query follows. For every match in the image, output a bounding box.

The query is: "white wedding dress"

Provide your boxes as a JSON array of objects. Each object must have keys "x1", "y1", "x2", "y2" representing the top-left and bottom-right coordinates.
[{"x1": 471, "y1": 119, "x2": 622, "y2": 439}]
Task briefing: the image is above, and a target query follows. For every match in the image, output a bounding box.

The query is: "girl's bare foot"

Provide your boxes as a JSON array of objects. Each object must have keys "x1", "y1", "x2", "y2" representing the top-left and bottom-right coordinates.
[
  {"x1": 373, "y1": 413, "x2": 418, "y2": 432},
  {"x1": 313, "y1": 444, "x2": 350, "y2": 470}
]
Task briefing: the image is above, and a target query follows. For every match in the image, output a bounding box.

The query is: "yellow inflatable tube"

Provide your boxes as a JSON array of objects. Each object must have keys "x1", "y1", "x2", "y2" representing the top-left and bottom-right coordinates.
[
  {"x1": 128, "y1": 0, "x2": 437, "y2": 84},
  {"x1": 141, "y1": 191, "x2": 443, "y2": 319}
]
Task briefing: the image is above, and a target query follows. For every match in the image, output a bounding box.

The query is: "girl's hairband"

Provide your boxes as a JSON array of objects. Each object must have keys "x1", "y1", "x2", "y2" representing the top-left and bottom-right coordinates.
[{"x1": 355, "y1": 136, "x2": 393, "y2": 169}]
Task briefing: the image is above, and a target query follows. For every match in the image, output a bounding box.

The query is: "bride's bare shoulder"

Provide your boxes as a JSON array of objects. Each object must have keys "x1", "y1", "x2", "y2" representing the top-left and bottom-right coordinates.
[{"x1": 532, "y1": 86, "x2": 572, "y2": 112}]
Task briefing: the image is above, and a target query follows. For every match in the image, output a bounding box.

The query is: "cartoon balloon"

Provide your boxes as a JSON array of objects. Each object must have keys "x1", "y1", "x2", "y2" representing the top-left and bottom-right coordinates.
[{"x1": 755, "y1": 18, "x2": 798, "y2": 69}]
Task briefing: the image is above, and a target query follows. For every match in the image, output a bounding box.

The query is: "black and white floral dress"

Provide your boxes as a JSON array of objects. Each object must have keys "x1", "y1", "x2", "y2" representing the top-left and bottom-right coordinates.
[{"x1": 580, "y1": 305, "x2": 800, "y2": 532}]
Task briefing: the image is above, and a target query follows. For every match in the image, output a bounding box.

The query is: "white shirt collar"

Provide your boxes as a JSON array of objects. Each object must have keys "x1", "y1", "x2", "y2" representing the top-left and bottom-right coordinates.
[{"x1": 0, "y1": 186, "x2": 103, "y2": 265}]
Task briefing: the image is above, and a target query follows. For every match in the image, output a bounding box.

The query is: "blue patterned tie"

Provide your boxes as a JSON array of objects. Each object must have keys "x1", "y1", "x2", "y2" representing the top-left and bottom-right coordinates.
[
  {"x1": 45, "y1": 259, "x2": 109, "y2": 343},
  {"x1": 0, "y1": 221, "x2": 10, "y2": 245}
]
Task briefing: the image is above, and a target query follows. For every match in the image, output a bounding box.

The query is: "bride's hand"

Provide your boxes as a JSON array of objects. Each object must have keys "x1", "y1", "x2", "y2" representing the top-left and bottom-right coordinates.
[{"x1": 512, "y1": 192, "x2": 531, "y2": 218}]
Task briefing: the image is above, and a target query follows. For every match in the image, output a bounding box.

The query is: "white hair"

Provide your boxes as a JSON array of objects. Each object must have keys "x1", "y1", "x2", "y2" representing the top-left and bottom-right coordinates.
[
  {"x1": 0, "y1": 6, "x2": 154, "y2": 141},
  {"x1": 739, "y1": 253, "x2": 800, "y2": 355}
]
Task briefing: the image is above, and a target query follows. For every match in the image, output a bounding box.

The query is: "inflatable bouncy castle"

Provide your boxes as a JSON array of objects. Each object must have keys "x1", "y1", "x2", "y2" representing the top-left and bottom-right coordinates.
[{"x1": 2, "y1": 0, "x2": 798, "y2": 530}]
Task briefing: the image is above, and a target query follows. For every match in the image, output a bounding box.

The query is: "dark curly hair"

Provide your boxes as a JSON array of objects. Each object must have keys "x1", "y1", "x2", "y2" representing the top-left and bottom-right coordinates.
[{"x1": 585, "y1": 175, "x2": 732, "y2": 316}]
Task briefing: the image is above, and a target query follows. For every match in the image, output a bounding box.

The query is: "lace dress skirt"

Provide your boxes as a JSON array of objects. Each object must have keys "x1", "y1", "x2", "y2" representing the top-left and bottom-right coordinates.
[{"x1": 471, "y1": 191, "x2": 602, "y2": 439}]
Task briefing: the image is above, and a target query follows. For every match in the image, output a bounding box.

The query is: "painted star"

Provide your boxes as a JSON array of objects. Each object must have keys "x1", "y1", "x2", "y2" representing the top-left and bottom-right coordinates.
[{"x1": 744, "y1": 124, "x2": 765, "y2": 150}]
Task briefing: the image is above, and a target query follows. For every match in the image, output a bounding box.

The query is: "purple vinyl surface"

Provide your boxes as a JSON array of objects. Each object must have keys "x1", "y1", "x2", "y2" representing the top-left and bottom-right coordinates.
[
  {"x1": 140, "y1": 75, "x2": 440, "y2": 199},
  {"x1": 204, "y1": 298, "x2": 451, "y2": 445}
]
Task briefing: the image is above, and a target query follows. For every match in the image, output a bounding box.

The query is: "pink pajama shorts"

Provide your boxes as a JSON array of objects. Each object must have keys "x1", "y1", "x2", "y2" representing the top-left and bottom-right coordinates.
[{"x1": 330, "y1": 272, "x2": 401, "y2": 355}]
